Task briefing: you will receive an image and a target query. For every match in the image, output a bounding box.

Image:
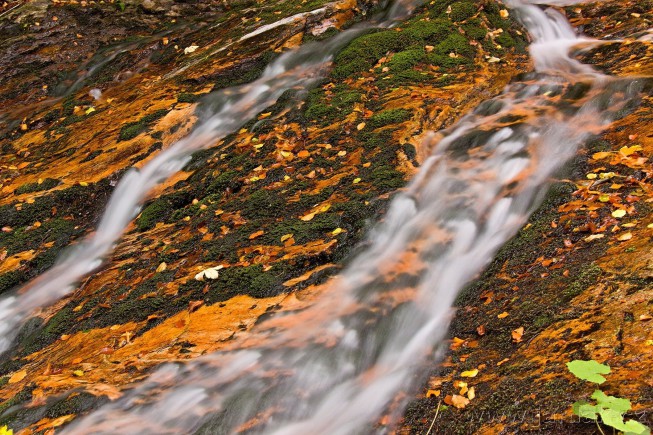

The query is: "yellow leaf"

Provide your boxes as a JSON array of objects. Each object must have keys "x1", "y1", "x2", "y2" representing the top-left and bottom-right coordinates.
[
  {"x1": 467, "y1": 386, "x2": 476, "y2": 400},
  {"x1": 357, "y1": 122, "x2": 366, "y2": 130},
  {"x1": 280, "y1": 151, "x2": 292, "y2": 158},
  {"x1": 0, "y1": 425, "x2": 13, "y2": 435},
  {"x1": 612, "y1": 209, "x2": 626, "y2": 218},
  {"x1": 599, "y1": 194, "x2": 610, "y2": 202},
  {"x1": 300, "y1": 212, "x2": 315, "y2": 221},
  {"x1": 619, "y1": 145, "x2": 642, "y2": 156},
  {"x1": 618, "y1": 232, "x2": 632, "y2": 241},
  {"x1": 331, "y1": 228, "x2": 343, "y2": 236},
  {"x1": 8, "y1": 370, "x2": 27, "y2": 384},
  {"x1": 584, "y1": 234, "x2": 605, "y2": 242},
  {"x1": 353, "y1": 178, "x2": 361, "y2": 184},
  {"x1": 337, "y1": 151, "x2": 347, "y2": 157},
  {"x1": 280, "y1": 234, "x2": 294, "y2": 242},
  {"x1": 592, "y1": 151, "x2": 612, "y2": 160},
  {"x1": 586, "y1": 173, "x2": 597, "y2": 180},
  {"x1": 320, "y1": 204, "x2": 331, "y2": 212},
  {"x1": 645, "y1": 340, "x2": 653, "y2": 346},
  {"x1": 85, "y1": 107, "x2": 96, "y2": 115},
  {"x1": 156, "y1": 262, "x2": 167, "y2": 273},
  {"x1": 497, "y1": 312, "x2": 509, "y2": 319},
  {"x1": 460, "y1": 369, "x2": 478, "y2": 378},
  {"x1": 73, "y1": 370, "x2": 84, "y2": 377},
  {"x1": 79, "y1": 182, "x2": 89, "y2": 187},
  {"x1": 259, "y1": 112, "x2": 272, "y2": 119}
]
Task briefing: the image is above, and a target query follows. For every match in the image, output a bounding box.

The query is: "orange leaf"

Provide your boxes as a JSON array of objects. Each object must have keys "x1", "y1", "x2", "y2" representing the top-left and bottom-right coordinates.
[
  {"x1": 300, "y1": 212, "x2": 315, "y2": 221},
  {"x1": 9, "y1": 370, "x2": 27, "y2": 384},
  {"x1": 451, "y1": 394, "x2": 470, "y2": 409},
  {"x1": 249, "y1": 230, "x2": 265, "y2": 240},
  {"x1": 512, "y1": 326, "x2": 524, "y2": 343},
  {"x1": 497, "y1": 311, "x2": 509, "y2": 319}
]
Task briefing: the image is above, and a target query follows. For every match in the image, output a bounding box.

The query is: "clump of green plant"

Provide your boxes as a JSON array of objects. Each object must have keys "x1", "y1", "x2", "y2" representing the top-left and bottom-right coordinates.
[{"x1": 567, "y1": 360, "x2": 650, "y2": 435}]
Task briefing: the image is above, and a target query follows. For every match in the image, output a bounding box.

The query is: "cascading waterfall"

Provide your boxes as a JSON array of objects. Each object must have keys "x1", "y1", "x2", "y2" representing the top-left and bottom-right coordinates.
[{"x1": 1, "y1": 0, "x2": 647, "y2": 434}]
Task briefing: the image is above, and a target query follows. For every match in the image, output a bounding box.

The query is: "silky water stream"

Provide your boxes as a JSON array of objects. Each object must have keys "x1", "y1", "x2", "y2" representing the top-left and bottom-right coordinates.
[{"x1": 1, "y1": 0, "x2": 648, "y2": 433}]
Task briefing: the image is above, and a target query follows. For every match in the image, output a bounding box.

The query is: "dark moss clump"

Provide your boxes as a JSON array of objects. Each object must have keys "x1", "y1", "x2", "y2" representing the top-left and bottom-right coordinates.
[
  {"x1": 495, "y1": 31, "x2": 516, "y2": 48},
  {"x1": 0, "y1": 270, "x2": 25, "y2": 296},
  {"x1": 240, "y1": 189, "x2": 285, "y2": 220},
  {"x1": 369, "y1": 165, "x2": 405, "y2": 191},
  {"x1": 387, "y1": 48, "x2": 425, "y2": 71},
  {"x1": 80, "y1": 149, "x2": 102, "y2": 163},
  {"x1": 332, "y1": 30, "x2": 409, "y2": 79},
  {"x1": 449, "y1": 1, "x2": 477, "y2": 22},
  {"x1": 435, "y1": 33, "x2": 476, "y2": 58},
  {"x1": 462, "y1": 18, "x2": 488, "y2": 40},
  {"x1": 403, "y1": 19, "x2": 456, "y2": 45},
  {"x1": 14, "y1": 178, "x2": 60, "y2": 195},
  {"x1": 367, "y1": 108, "x2": 411, "y2": 129},
  {"x1": 177, "y1": 92, "x2": 201, "y2": 103},
  {"x1": 118, "y1": 109, "x2": 169, "y2": 141},
  {"x1": 210, "y1": 264, "x2": 280, "y2": 299},
  {"x1": 135, "y1": 192, "x2": 194, "y2": 231},
  {"x1": 304, "y1": 87, "x2": 362, "y2": 124}
]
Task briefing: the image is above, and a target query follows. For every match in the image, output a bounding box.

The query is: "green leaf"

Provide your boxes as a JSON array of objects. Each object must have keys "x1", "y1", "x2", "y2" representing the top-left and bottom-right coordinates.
[
  {"x1": 591, "y1": 390, "x2": 631, "y2": 413},
  {"x1": 600, "y1": 408, "x2": 629, "y2": 431},
  {"x1": 567, "y1": 360, "x2": 611, "y2": 384},
  {"x1": 572, "y1": 401, "x2": 598, "y2": 420},
  {"x1": 623, "y1": 419, "x2": 651, "y2": 435}
]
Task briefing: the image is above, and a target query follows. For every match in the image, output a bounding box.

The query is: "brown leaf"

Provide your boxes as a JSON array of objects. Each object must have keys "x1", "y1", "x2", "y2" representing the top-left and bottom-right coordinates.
[
  {"x1": 476, "y1": 325, "x2": 486, "y2": 336},
  {"x1": 189, "y1": 300, "x2": 204, "y2": 312}
]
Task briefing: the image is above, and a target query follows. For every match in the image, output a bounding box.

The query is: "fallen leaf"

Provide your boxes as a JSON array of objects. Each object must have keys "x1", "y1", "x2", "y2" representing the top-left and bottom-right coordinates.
[
  {"x1": 639, "y1": 314, "x2": 652, "y2": 321},
  {"x1": 73, "y1": 370, "x2": 84, "y2": 377},
  {"x1": 8, "y1": 370, "x2": 27, "y2": 384},
  {"x1": 189, "y1": 300, "x2": 204, "y2": 312},
  {"x1": 357, "y1": 122, "x2": 366, "y2": 130},
  {"x1": 156, "y1": 262, "x2": 167, "y2": 273},
  {"x1": 467, "y1": 387, "x2": 476, "y2": 400},
  {"x1": 426, "y1": 389, "x2": 441, "y2": 398},
  {"x1": 618, "y1": 232, "x2": 632, "y2": 241},
  {"x1": 619, "y1": 145, "x2": 642, "y2": 156},
  {"x1": 332, "y1": 228, "x2": 344, "y2": 236},
  {"x1": 476, "y1": 325, "x2": 486, "y2": 336},
  {"x1": 592, "y1": 151, "x2": 612, "y2": 160},
  {"x1": 460, "y1": 369, "x2": 478, "y2": 378},
  {"x1": 611, "y1": 209, "x2": 627, "y2": 218},
  {"x1": 451, "y1": 394, "x2": 470, "y2": 409},
  {"x1": 497, "y1": 311, "x2": 509, "y2": 319},
  {"x1": 584, "y1": 234, "x2": 605, "y2": 242},
  {"x1": 337, "y1": 151, "x2": 347, "y2": 157},
  {"x1": 71, "y1": 357, "x2": 83, "y2": 364},
  {"x1": 512, "y1": 326, "x2": 524, "y2": 343},
  {"x1": 184, "y1": 45, "x2": 199, "y2": 54},
  {"x1": 249, "y1": 230, "x2": 264, "y2": 240},
  {"x1": 353, "y1": 178, "x2": 361, "y2": 184},
  {"x1": 281, "y1": 234, "x2": 294, "y2": 242},
  {"x1": 300, "y1": 212, "x2": 315, "y2": 221}
]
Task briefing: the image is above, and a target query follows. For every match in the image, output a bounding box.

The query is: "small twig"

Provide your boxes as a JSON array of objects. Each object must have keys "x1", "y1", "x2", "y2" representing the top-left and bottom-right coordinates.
[
  {"x1": 596, "y1": 420, "x2": 605, "y2": 435},
  {"x1": 0, "y1": 2, "x2": 21, "y2": 19},
  {"x1": 425, "y1": 398, "x2": 442, "y2": 435}
]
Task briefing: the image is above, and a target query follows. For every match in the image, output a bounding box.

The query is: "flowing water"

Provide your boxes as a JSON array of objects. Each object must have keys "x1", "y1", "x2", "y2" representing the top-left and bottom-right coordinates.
[{"x1": 1, "y1": 0, "x2": 648, "y2": 433}]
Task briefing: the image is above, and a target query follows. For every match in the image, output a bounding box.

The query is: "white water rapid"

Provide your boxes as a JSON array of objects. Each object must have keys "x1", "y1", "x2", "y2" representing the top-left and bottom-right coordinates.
[{"x1": 2, "y1": 0, "x2": 648, "y2": 434}]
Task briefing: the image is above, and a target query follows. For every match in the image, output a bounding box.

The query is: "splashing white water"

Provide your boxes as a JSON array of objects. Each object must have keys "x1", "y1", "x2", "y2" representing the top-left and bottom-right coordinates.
[{"x1": 52, "y1": 1, "x2": 645, "y2": 434}]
